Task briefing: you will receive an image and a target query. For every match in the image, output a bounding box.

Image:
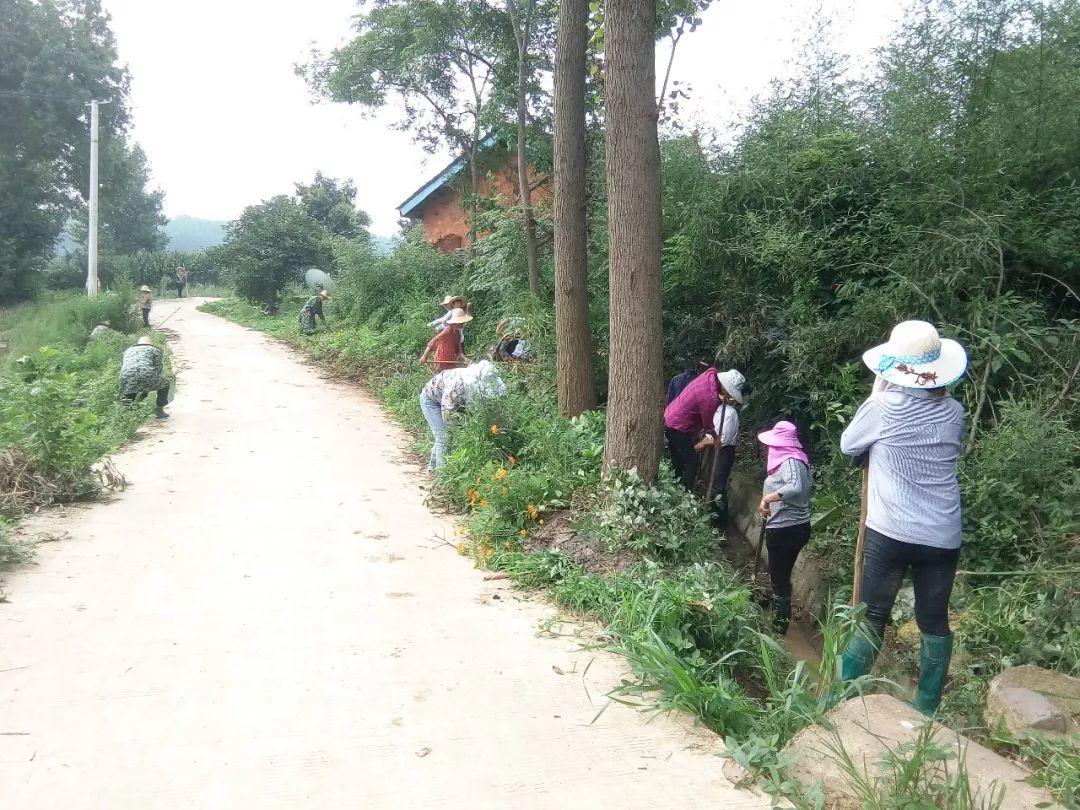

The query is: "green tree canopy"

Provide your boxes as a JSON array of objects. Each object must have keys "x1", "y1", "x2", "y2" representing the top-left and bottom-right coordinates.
[
  {"x1": 0, "y1": 0, "x2": 132, "y2": 302},
  {"x1": 294, "y1": 172, "x2": 372, "y2": 240},
  {"x1": 216, "y1": 196, "x2": 335, "y2": 307}
]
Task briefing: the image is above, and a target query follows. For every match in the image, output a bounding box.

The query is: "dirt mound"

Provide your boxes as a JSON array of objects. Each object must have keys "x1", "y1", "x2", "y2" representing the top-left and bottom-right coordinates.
[{"x1": 523, "y1": 510, "x2": 638, "y2": 574}]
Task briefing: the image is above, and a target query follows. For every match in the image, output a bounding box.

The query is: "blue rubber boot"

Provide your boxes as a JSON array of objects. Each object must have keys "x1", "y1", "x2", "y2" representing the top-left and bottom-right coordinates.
[{"x1": 914, "y1": 634, "x2": 953, "y2": 716}]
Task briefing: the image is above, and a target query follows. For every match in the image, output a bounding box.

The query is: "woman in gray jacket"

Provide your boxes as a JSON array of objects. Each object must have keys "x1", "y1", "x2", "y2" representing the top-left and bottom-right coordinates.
[{"x1": 757, "y1": 420, "x2": 811, "y2": 636}]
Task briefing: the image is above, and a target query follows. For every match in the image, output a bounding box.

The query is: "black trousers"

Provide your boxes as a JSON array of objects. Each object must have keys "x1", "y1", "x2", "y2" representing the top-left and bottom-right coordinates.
[
  {"x1": 124, "y1": 386, "x2": 169, "y2": 408},
  {"x1": 766, "y1": 521, "x2": 811, "y2": 599},
  {"x1": 142, "y1": 308, "x2": 150, "y2": 327},
  {"x1": 665, "y1": 428, "x2": 699, "y2": 490},
  {"x1": 860, "y1": 527, "x2": 959, "y2": 637}
]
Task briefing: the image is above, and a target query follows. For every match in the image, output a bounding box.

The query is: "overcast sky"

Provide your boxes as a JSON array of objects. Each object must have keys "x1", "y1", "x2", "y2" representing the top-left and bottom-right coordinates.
[{"x1": 102, "y1": 0, "x2": 907, "y2": 236}]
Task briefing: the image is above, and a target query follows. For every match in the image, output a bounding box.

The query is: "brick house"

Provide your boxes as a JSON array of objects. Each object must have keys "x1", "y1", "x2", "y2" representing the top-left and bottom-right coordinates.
[{"x1": 397, "y1": 135, "x2": 549, "y2": 253}]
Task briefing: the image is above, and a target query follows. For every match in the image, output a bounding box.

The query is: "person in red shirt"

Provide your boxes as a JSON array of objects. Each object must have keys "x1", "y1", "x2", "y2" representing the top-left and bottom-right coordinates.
[{"x1": 419, "y1": 308, "x2": 472, "y2": 372}]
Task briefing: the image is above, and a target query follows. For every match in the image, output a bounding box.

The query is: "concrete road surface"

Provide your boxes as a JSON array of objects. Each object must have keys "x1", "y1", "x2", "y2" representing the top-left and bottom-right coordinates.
[{"x1": 0, "y1": 299, "x2": 770, "y2": 809}]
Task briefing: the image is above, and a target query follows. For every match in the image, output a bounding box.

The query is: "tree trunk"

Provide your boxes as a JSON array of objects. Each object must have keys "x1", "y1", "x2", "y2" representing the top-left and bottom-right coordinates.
[
  {"x1": 553, "y1": 0, "x2": 597, "y2": 417},
  {"x1": 602, "y1": 0, "x2": 664, "y2": 481},
  {"x1": 468, "y1": 136, "x2": 480, "y2": 247},
  {"x1": 515, "y1": 33, "x2": 540, "y2": 295}
]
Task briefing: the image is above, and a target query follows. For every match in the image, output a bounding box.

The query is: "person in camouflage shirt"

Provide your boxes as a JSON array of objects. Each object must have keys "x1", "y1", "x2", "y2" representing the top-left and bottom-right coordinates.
[
  {"x1": 299, "y1": 290, "x2": 329, "y2": 335},
  {"x1": 119, "y1": 336, "x2": 171, "y2": 418}
]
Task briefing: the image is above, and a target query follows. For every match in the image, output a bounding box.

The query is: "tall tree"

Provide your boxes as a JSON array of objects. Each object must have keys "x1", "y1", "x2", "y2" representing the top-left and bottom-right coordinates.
[
  {"x1": 216, "y1": 196, "x2": 334, "y2": 307},
  {"x1": 300, "y1": 0, "x2": 501, "y2": 199},
  {"x1": 506, "y1": 0, "x2": 541, "y2": 295},
  {"x1": 0, "y1": 0, "x2": 131, "y2": 302},
  {"x1": 602, "y1": 0, "x2": 664, "y2": 480},
  {"x1": 72, "y1": 138, "x2": 167, "y2": 256},
  {"x1": 294, "y1": 172, "x2": 372, "y2": 241},
  {"x1": 553, "y1": 0, "x2": 597, "y2": 415}
]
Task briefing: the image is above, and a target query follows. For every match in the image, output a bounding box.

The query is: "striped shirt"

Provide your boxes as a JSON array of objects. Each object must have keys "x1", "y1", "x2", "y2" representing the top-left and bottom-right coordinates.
[
  {"x1": 840, "y1": 387, "x2": 965, "y2": 549},
  {"x1": 763, "y1": 459, "x2": 811, "y2": 528}
]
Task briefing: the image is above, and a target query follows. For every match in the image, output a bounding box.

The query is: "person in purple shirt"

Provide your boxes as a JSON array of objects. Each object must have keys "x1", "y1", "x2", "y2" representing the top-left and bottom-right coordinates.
[{"x1": 663, "y1": 367, "x2": 745, "y2": 490}]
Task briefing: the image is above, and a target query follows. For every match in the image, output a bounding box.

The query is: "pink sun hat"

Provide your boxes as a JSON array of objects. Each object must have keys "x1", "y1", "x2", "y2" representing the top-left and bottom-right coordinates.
[{"x1": 757, "y1": 420, "x2": 809, "y2": 474}]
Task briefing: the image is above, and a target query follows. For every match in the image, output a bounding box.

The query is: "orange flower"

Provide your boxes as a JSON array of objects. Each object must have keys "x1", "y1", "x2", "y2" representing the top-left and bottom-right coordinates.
[
  {"x1": 483, "y1": 547, "x2": 493, "y2": 558},
  {"x1": 490, "y1": 424, "x2": 500, "y2": 435},
  {"x1": 495, "y1": 467, "x2": 508, "y2": 481},
  {"x1": 519, "y1": 529, "x2": 528, "y2": 537},
  {"x1": 455, "y1": 542, "x2": 466, "y2": 554},
  {"x1": 480, "y1": 499, "x2": 489, "y2": 507}
]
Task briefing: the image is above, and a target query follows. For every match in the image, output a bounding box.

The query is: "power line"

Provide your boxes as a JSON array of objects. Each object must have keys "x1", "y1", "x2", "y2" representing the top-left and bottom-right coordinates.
[{"x1": 0, "y1": 90, "x2": 67, "y2": 100}]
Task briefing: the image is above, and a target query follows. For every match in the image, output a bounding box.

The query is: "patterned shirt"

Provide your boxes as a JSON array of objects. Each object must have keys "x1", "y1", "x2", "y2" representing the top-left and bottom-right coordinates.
[
  {"x1": 421, "y1": 362, "x2": 506, "y2": 411},
  {"x1": 118, "y1": 344, "x2": 168, "y2": 396}
]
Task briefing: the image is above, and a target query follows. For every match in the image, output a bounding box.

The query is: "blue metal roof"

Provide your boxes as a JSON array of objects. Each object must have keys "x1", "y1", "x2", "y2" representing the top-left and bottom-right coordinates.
[{"x1": 397, "y1": 134, "x2": 498, "y2": 218}]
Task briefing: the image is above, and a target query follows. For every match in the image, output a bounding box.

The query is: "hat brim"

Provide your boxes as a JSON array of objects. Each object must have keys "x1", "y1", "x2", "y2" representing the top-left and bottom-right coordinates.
[
  {"x1": 448, "y1": 314, "x2": 473, "y2": 325},
  {"x1": 862, "y1": 338, "x2": 967, "y2": 389},
  {"x1": 757, "y1": 428, "x2": 796, "y2": 447}
]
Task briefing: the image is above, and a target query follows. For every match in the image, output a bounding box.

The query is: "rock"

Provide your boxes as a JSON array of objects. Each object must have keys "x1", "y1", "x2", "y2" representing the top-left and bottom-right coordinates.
[
  {"x1": 986, "y1": 665, "x2": 1080, "y2": 737},
  {"x1": 784, "y1": 694, "x2": 1062, "y2": 810},
  {"x1": 989, "y1": 687, "x2": 1067, "y2": 734}
]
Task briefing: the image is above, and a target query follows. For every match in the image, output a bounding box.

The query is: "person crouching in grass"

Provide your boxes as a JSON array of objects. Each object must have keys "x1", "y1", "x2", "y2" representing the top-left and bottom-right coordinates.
[{"x1": 119, "y1": 336, "x2": 171, "y2": 418}]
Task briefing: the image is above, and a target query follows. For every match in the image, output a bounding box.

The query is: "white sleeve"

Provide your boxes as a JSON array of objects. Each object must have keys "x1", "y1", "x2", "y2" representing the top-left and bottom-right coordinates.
[{"x1": 713, "y1": 405, "x2": 739, "y2": 446}]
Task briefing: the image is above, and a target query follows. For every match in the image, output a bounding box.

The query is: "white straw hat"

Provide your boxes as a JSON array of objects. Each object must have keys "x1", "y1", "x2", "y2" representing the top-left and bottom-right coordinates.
[
  {"x1": 717, "y1": 369, "x2": 745, "y2": 404},
  {"x1": 862, "y1": 320, "x2": 967, "y2": 389},
  {"x1": 448, "y1": 307, "x2": 473, "y2": 325}
]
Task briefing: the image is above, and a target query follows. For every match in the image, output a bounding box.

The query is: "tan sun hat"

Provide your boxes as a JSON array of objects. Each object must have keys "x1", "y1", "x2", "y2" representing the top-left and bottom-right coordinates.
[
  {"x1": 442, "y1": 294, "x2": 466, "y2": 307},
  {"x1": 140, "y1": 285, "x2": 151, "y2": 292},
  {"x1": 448, "y1": 307, "x2": 473, "y2": 325},
  {"x1": 319, "y1": 290, "x2": 330, "y2": 299},
  {"x1": 137, "y1": 336, "x2": 155, "y2": 346}
]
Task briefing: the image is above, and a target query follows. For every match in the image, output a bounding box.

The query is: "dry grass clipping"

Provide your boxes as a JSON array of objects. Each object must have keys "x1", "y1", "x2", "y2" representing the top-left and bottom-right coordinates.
[{"x1": 0, "y1": 447, "x2": 62, "y2": 513}]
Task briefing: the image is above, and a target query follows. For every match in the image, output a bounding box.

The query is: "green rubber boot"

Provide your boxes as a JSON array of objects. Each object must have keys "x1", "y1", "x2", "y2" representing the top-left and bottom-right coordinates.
[
  {"x1": 914, "y1": 633, "x2": 953, "y2": 716},
  {"x1": 841, "y1": 627, "x2": 881, "y2": 681}
]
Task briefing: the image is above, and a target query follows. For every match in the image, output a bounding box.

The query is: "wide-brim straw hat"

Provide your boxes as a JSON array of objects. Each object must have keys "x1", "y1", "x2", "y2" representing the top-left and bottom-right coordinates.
[
  {"x1": 140, "y1": 285, "x2": 151, "y2": 292},
  {"x1": 318, "y1": 290, "x2": 330, "y2": 299},
  {"x1": 862, "y1": 320, "x2": 967, "y2": 389},
  {"x1": 137, "y1": 336, "x2": 155, "y2": 346},
  {"x1": 442, "y1": 294, "x2": 466, "y2": 306},
  {"x1": 448, "y1": 307, "x2": 473, "y2": 325},
  {"x1": 717, "y1": 369, "x2": 745, "y2": 404},
  {"x1": 758, "y1": 420, "x2": 802, "y2": 448}
]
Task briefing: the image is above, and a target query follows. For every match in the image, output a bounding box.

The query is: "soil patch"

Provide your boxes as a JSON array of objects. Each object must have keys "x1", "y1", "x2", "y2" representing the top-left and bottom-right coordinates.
[{"x1": 523, "y1": 510, "x2": 638, "y2": 574}]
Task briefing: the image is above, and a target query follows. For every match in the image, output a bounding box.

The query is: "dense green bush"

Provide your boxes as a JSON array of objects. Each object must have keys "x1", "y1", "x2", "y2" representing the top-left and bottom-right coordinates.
[{"x1": 0, "y1": 293, "x2": 166, "y2": 525}]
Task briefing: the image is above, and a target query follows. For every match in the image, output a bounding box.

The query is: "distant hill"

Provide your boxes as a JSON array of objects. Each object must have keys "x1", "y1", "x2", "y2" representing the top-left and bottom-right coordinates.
[{"x1": 163, "y1": 216, "x2": 227, "y2": 252}]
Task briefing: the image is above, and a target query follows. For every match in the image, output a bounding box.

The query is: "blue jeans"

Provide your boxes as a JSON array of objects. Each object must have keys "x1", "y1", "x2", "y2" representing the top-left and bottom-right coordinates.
[
  {"x1": 419, "y1": 393, "x2": 447, "y2": 471},
  {"x1": 860, "y1": 527, "x2": 960, "y2": 638}
]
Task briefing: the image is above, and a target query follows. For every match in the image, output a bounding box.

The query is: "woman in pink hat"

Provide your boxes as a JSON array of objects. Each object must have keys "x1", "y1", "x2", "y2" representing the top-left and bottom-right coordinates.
[{"x1": 757, "y1": 420, "x2": 812, "y2": 636}]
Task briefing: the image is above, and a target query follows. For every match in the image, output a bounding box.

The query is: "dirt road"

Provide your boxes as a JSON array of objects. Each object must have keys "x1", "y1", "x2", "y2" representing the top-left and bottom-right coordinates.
[{"x1": 1, "y1": 300, "x2": 769, "y2": 809}]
